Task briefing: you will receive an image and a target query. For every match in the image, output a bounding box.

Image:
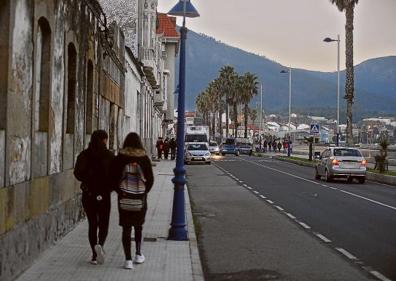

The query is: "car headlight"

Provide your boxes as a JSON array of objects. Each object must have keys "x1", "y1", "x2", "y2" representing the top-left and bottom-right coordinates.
[{"x1": 205, "y1": 153, "x2": 210, "y2": 156}]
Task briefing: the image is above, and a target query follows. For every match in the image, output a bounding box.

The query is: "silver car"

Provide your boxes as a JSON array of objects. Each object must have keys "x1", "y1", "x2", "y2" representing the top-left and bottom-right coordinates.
[
  {"x1": 315, "y1": 147, "x2": 367, "y2": 184},
  {"x1": 184, "y1": 142, "x2": 211, "y2": 165},
  {"x1": 208, "y1": 141, "x2": 220, "y2": 155}
]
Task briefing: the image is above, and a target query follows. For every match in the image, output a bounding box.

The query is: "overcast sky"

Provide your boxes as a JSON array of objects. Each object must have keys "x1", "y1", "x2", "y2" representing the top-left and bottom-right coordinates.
[{"x1": 157, "y1": 0, "x2": 396, "y2": 72}]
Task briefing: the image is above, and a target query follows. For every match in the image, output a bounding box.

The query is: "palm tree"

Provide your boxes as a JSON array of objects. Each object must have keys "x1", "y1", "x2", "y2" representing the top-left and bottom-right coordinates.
[
  {"x1": 249, "y1": 108, "x2": 258, "y2": 128},
  {"x1": 330, "y1": 0, "x2": 359, "y2": 146},
  {"x1": 219, "y1": 66, "x2": 237, "y2": 138},
  {"x1": 240, "y1": 73, "x2": 259, "y2": 138}
]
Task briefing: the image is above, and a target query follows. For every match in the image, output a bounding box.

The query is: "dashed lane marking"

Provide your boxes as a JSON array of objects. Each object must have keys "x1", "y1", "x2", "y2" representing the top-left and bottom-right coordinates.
[
  {"x1": 315, "y1": 233, "x2": 331, "y2": 243},
  {"x1": 260, "y1": 195, "x2": 267, "y2": 199},
  {"x1": 266, "y1": 200, "x2": 274, "y2": 204},
  {"x1": 243, "y1": 184, "x2": 248, "y2": 187},
  {"x1": 239, "y1": 158, "x2": 396, "y2": 212},
  {"x1": 336, "y1": 248, "x2": 357, "y2": 260},
  {"x1": 253, "y1": 190, "x2": 259, "y2": 194},
  {"x1": 298, "y1": 222, "x2": 311, "y2": 229},
  {"x1": 275, "y1": 206, "x2": 284, "y2": 211},
  {"x1": 370, "y1": 271, "x2": 392, "y2": 281},
  {"x1": 286, "y1": 213, "x2": 296, "y2": 219},
  {"x1": 247, "y1": 186, "x2": 253, "y2": 190}
]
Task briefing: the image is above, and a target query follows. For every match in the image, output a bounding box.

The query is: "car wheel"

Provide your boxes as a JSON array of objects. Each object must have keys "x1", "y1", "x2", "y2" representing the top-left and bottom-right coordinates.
[
  {"x1": 325, "y1": 169, "x2": 332, "y2": 182},
  {"x1": 358, "y1": 177, "x2": 366, "y2": 184},
  {"x1": 235, "y1": 151, "x2": 240, "y2": 156},
  {"x1": 206, "y1": 161, "x2": 211, "y2": 165},
  {"x1": 347, "y1": 177, "x2": 353, "y2": 184},
  {"x1": 222, "y1": 153, "x2": 225, "y2": 156},
  {"x1": 314, "y1": 167, "x2": 321, "y2": 180}
]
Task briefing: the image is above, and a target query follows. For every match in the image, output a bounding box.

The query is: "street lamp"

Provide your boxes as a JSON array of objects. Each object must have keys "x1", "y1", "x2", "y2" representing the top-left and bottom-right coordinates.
[
  {"x1": 280, "y1": 67, "x2": 292, "y2": 157},
  {"x1": 258, "y1": 82, "x2": 263, "y2": 147},
  {"x1": 324, "y1": 35, "x2": 340, "y2": 146},
  {"x1": 168, "y1": 0, "x2": 199, "y2": 241}
]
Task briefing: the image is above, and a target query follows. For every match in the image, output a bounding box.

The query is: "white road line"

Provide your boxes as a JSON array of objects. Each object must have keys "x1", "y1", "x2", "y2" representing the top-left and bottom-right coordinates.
[
  {"x1": 286, "y1": 213, "x2": 296, "y2": 219},
  {"x1": 235, "y1": 178, "x2": 239, "y2": 181},
  {"x1": 240, "y1": 158, "x2": 396, "y2": 212},
  {"x1": 315, "y1": 233, "x2": 331, "y2": 243},
  {"x1": 247, "y1": 186, "x2": 253, "y2": 190},
  {"x1": 336, "y1": 248, "x2": 357, "y2": 260},
  {"x1": 253, "y1": 190, "x2": 259, "y2": 194},
  {"x1": 239, "y1": 180, "x2": 244, "y2": 183},
  {"x1": 275, "y1": 206, "x2": 284, "y2": 211},
  {"x1": 370, "y1": 271, "x2": 392, "y2": 281},
  {"x1": 260, "y1": 195, "x2": 267, "y2": 199},
  {"x1": 298, "y1": 222, "x2": 311, "y2": 229},
  {"x1": 243, "y1": 183, "x2": 248, "y2": 187},
  {"x1": 266, "y1": 200, "x2": 274, "y2": 204}
]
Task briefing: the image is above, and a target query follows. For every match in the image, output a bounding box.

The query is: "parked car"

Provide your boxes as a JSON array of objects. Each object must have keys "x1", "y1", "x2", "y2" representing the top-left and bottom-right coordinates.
[
  {"x1": 184, "y1": 142, "x2": 211, "y2": 165},
  {"x1": 220, "y1": 138, "x2": 239, "y2": 156},
  {"x1": 208, "y1": 141, "x2": 220, "y2": 155},
  {"x1": 236, "y1": 142, "x2": 253, "y2": 155},
  {"x1": 314, "y1": 147, "x2": 367, "y2": 184}
]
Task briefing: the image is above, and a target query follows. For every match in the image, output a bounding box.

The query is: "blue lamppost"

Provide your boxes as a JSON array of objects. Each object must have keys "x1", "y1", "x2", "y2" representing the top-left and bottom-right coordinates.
[
  {"x1": 280, "y1": 68, "x2": 292, "y2": 157},
  {"x1": 168, "y1": 0, "x2": 200, "y2": 241}
]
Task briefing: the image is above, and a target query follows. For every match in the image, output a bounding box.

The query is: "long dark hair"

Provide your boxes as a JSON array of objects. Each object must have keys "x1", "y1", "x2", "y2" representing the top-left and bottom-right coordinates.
[
  {"x1": 123, "y1": 132, "x2": 144, "y2": 149},
  {"x1": 88, "y1": 130, "x2": 108, "y2": 152}
]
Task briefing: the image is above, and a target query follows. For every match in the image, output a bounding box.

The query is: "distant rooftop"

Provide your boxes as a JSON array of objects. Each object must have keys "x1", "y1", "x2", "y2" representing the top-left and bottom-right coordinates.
[{"x1": 157, "y1": 13, "x2": 179, "y2": 38}]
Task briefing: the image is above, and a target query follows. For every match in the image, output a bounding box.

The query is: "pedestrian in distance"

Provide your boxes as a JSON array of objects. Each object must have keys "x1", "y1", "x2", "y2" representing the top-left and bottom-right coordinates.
[
  {"x1": 170, "y1": 138, "x2": 176, "y2": 160},
  {"x1": 263, "y1": 139, "x2": 267, "y2": 153},
  {"x1": 267, "y1": 140, "x2": 271, "y2": 152},
  {"x1": 277, "y1": 141, "x2": 282, "y2": 153},
  {"x1": 155, "y1": 137, "x2": 163, "y2": 160},
  {"x1": 74, "y1": 130, "x2": 114, "y2": 265},
  {"x1": 111, "y1": 132, "x2": 154, "y2": 270},
  {"x1": 163, "y1": 138, "x2": 170, "y2": 160},
  {"x1": 272, "y1": 140, "x2": 277, "y2": 152}
]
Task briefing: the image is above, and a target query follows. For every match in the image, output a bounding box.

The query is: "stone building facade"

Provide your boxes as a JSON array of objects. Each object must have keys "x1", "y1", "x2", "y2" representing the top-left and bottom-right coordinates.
[{"x1": 0, "y1": 1, "x2": 125, "y2": 280}]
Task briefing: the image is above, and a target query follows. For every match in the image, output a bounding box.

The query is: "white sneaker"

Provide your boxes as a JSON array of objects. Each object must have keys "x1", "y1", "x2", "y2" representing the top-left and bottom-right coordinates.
[
  {"x1": 94, "y1": 245, "x2": 105, "y2": 264},
  {"x1": 124, "y1": 260, "x2": 134, "y2": 269},
  {"x1": 133, "y1": 254, "x2": 145, "y2": 264}
]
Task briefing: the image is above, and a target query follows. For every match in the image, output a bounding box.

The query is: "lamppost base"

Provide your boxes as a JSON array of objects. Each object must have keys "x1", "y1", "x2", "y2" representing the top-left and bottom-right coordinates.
[{"x1": 168, "y1": 226, "x2": 188, "y2": 241}]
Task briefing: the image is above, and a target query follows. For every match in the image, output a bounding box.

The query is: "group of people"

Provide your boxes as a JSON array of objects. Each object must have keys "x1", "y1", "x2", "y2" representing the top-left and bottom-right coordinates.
[
  {"x1": 255, "y1": 138, "x2": 293, "y2": 153},
  {"x1": 155, "y1": 137, "x2": 176, "y2": 160},
  {"x1": 74, "y1": 130, "x2": 154, "y2": 270}
]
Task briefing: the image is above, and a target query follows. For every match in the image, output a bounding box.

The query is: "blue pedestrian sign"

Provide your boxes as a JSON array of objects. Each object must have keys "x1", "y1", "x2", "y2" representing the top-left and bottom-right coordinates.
[{"x1": 310, "y1": 124, "x2": 320, "y2": 135}]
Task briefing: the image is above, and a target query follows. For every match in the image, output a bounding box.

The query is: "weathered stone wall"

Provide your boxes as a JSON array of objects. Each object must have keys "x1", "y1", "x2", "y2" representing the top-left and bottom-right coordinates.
[{"x1": 0, "y1": 1, "x2": 122, "y2": 281}]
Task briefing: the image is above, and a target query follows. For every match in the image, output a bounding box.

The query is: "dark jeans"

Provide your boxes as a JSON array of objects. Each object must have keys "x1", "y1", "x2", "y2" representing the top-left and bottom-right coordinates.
[
  {"x1": 122, "y1": 225, "x2": 143, "y2": 260},
  {"x1": 82, "y1": 193, "x2": 111, "y2": 259}
]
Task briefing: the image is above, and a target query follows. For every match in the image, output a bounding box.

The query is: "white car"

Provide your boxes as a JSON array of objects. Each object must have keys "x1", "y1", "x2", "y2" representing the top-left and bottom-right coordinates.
[
  {"x1": 184, "y1": 142, "x2": 211, "y2": 165},
  {"x1": 208, "y1": 141, "x2": 220, "y2": 155}
]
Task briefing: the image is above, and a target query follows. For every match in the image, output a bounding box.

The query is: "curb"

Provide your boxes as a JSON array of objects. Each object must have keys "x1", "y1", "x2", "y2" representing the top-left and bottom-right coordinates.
[
  {"x1": 273, "y1": 156, "x2": 396, "y2": 187},
  {"x1": 185, "y1": 185, "x2": 205, "y2": 281}
]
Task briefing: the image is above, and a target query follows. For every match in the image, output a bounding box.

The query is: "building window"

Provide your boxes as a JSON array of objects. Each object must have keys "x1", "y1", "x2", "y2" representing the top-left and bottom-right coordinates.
[
  {"x1": 66, "y1": 43, "x2": 77, "y2": 134},
  {"x1": 86, "y1": 60, "x2": 94, "y2": 134},
  {"x1": 36, "y1": 17, "x2": 51, "y2": 132},
  {"x1": 0, "y1": 1, "x2": 10, "y2": 130}
]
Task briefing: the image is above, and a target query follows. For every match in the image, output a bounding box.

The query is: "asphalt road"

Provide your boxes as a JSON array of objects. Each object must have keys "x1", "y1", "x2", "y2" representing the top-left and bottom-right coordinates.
[{"x1": 193, "y1": 154, "x2": 396, "y2": 280}]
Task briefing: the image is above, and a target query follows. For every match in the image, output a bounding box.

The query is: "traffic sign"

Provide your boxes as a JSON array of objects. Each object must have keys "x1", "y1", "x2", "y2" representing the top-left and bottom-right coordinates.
[{"x1": 310, "y1": 124, "x2": 320, "y2": 135}]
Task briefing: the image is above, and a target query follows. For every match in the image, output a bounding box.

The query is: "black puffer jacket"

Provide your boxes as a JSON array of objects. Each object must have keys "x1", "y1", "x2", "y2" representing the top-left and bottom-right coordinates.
[{"x1": 111, "y1": 147, "x2": 154, "y2": 226}]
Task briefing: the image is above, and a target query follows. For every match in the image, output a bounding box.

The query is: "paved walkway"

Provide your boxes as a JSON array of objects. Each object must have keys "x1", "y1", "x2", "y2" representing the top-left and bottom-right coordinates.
[{"x1": 15, "y1": 161, "x2": 204, "y2": 281}]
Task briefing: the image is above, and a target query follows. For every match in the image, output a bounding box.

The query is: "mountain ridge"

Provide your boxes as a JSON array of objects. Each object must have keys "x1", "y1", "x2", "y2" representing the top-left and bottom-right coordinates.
[{"x1": 179, "y1": 29, "x2": 396, "y2": 118}]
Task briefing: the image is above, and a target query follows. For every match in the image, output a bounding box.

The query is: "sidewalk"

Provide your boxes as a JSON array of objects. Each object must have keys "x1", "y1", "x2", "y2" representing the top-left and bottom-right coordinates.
[{"x1": 15, "y1": 161, "x2": 204, "y2": 281}]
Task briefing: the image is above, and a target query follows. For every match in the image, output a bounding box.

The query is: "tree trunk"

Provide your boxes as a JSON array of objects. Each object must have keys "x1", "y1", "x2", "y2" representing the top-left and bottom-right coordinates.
[
  {"x1": 345, "y1": 5, "x2": 355, "y2": 146},
  {"x1": 233, "y1": 103, "x2": 238, "y2": 137},
  {"x1": 212, "y1": 111, "x2": 216, "y2": 139},
  {"x1": 244, "y1": 104, "x2": 248, "y2": 138},
  {"x1": 225, "y1": 95, "x2": 229, "y2": 138},
  {"x1": 219, "y1": 107, "x2": 223, "y2": 140}
]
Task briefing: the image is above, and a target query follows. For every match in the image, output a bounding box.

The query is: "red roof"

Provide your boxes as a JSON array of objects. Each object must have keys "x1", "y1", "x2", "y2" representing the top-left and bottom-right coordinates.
[{"x1": 157, "y1": 13, "x2": 179, "y2": 38}]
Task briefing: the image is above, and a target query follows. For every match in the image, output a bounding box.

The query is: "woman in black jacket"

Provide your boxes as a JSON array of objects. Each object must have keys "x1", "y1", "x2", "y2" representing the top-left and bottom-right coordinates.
[
  {"x1": 111, "y1": 132, "x2": 154, "y2": 269},
  {"x1": 74, "y1": 130, "x2": 114, "y2": 265}
]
